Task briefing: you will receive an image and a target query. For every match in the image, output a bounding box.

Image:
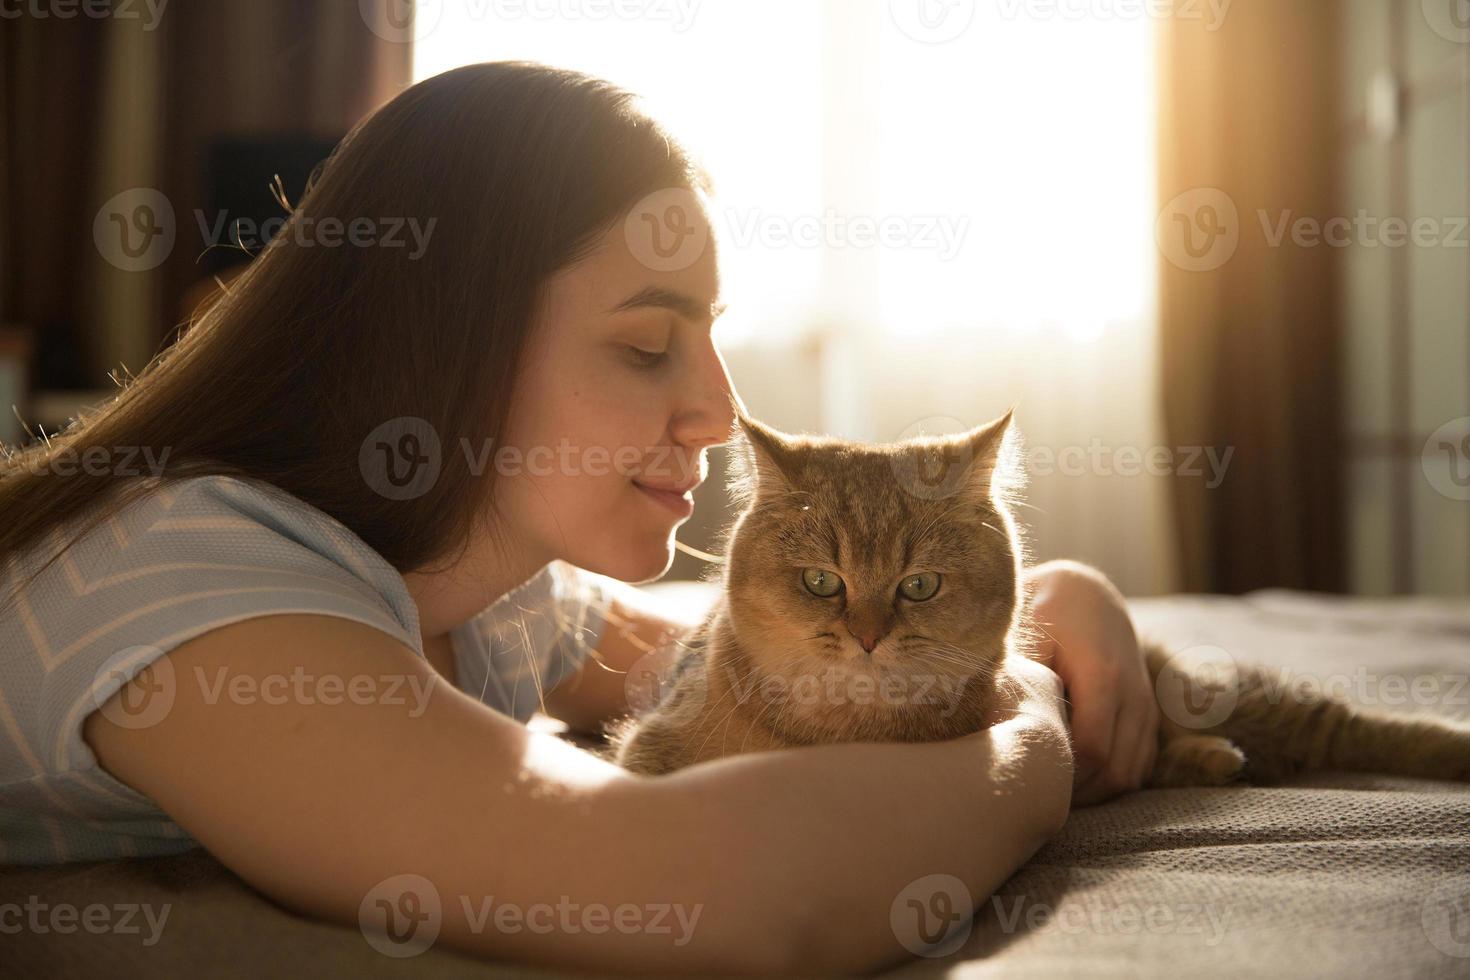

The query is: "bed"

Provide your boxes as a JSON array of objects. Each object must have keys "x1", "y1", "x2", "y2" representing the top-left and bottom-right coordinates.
[{"x1": 6, "y1": 589, "x2": 1469, "y2": 978}]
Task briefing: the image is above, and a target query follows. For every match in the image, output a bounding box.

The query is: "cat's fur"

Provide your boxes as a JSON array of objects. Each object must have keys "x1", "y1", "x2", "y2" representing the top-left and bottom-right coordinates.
[{"x1": 609, "y1": 410, "x2": 1470, "y2": 786}]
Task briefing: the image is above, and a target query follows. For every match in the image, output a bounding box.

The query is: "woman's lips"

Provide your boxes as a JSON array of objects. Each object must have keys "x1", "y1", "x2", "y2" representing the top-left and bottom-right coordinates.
[{"x1": 633, "y1": 481, "x2": 695, "y2": 518}]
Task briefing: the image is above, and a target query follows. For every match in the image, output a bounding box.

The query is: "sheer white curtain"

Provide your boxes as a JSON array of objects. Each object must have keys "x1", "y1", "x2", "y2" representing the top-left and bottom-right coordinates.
[{"x1": 414, "y1": 0, "x2": 1179, "y2": 594}]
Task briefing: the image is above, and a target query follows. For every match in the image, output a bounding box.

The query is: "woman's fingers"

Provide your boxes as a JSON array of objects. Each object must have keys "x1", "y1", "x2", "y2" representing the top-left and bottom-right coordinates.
[
  {"x1": 1072, "y1": 694, "x2": 1159, "y2": 804},
  {"x1": 1056, "y1": 659, "x2": 1118, "y2": 782}
]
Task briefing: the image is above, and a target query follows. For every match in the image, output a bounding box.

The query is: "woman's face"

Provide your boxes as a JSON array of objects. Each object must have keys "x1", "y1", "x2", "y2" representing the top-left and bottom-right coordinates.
[{"x1": 494, "y1": 190, "x2": 735, "y2": 584}]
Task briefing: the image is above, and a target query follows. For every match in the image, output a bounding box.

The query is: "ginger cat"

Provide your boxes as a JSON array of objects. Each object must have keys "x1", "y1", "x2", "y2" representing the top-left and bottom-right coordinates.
[{"x1": 610, "y1": 410, "x2": 1470, "y2": 787}]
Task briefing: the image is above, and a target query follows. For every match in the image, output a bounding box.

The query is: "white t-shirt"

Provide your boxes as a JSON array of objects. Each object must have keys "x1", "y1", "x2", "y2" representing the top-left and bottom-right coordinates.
[{"x1": 0, "y1": 475, "x2": 611, "y2": 865}]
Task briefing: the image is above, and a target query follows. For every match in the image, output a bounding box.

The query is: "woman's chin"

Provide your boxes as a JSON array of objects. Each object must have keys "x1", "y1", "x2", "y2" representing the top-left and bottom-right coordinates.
[{"x1": 579, "y1": 536, "x2": 676, "y2": 584}]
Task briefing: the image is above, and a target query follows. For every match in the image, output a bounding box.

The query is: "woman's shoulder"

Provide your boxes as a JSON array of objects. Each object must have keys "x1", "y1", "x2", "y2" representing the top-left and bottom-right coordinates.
[
  {"x1": 0, "y1": 471, "x2": 426, "y2": 860},
  {"x1": 37, "y1": 472, "x2": 414, "y2": 613}
]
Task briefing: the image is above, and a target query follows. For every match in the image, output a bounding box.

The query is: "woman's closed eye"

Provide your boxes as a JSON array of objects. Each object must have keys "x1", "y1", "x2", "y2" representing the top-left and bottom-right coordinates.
[{"x1": 625, "y1": 345, "x2": 668, "y2": 369}]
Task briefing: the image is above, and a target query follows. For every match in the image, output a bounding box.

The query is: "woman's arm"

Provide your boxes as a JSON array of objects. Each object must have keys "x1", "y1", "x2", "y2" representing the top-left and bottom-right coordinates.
[
  {"x1": 543, "y1": 580, "x2": 709, "y2": 734},
  {"x1": 1024, "y1": 559, "x2": 1158, "y2": 804},
  {"x1": 85, "y1": 613, "x2": 1072, "y2": 975}
]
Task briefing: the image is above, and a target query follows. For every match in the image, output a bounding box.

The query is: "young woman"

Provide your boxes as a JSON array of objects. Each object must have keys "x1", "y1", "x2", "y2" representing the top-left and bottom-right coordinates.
[{"x1": 0, "y1": 63, "x2": 1155, "y2": 974}]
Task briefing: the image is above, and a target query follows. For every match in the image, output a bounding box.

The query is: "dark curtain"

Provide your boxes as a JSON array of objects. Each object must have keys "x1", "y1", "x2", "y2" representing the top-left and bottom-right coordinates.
[
  {"x1": 1, "y1": 18, "x2": 111, "y2": 386},
  {"x1": 156, "y1": 2, "x2": 412, "y2": 345},
  {"x1": 1156, "y1": 0, "x2": 1346, "y2": 594},
  {"x1": 1, "y1": 2, "x2": 412, "y2": 391}
]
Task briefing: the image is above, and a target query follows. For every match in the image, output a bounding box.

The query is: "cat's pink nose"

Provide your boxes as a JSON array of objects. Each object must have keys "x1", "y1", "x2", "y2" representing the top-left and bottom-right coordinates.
[{"x1": 848, "y1": 627, "x2": 888, "y2": 654}]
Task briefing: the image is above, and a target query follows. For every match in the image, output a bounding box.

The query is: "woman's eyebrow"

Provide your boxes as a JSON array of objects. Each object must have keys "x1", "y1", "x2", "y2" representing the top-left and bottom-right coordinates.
[{"x1": 608, "y1": 286, "x2": 727, "y2": 323}]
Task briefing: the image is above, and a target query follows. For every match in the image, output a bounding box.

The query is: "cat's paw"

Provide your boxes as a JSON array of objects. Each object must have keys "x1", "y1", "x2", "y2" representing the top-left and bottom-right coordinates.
[{"x1": 1149, "y1": 734, "x2": 1246, "y2": 788}]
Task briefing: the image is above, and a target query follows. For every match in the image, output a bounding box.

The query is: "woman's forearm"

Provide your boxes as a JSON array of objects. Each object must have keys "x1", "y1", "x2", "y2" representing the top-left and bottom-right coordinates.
[
  {"x1": 93, "y1": 615, "x2": 1070, "y2": 977},
  {"x1": 584, "y1": 713, "x2": 1074, "y2": 974}
]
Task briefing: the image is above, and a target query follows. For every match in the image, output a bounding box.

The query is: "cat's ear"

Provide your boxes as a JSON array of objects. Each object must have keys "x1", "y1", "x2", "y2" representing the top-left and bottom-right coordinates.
[
  {"x1": 957, "y1": 407, "x2": 1024, "y2": 506},
  {"x1": 892, "y1": 407, "x2": 1023, "y2": 507},
  {"x1": 726, "y1": 406, "x2": 799, "y2": 505}
]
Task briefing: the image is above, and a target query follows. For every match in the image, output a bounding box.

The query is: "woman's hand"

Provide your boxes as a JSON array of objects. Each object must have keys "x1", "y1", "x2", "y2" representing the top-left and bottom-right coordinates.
[{"x1": 1024, "y1": 560, "x2": 1158, "y2": 805}]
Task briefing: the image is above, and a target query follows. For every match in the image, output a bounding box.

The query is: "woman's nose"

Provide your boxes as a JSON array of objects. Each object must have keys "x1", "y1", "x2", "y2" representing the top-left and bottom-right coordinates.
[{"x1": 671, "y1": 338, "x2": 737, "y2": 451}]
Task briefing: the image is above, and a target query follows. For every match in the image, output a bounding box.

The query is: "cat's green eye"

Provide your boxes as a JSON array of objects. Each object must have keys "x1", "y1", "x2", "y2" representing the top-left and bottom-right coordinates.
[
  {"x1": 897, "y1": 572, "x2": 941, "y2": 602},
  {"x1": 801, "y1": 568, "x2": 844, "y2": 598}
]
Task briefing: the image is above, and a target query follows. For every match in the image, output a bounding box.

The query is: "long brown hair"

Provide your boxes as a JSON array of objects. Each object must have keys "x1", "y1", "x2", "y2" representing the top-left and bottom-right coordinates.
[{"x1": 0, "y1": 61, "x2": 708, "y2": 614}]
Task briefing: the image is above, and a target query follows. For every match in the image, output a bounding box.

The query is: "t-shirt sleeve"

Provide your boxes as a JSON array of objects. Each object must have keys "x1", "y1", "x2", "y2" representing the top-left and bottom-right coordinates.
[
  {"x1": 467, "y1": 559, "x2": 616, "y2": 722},
  {"x1": 11, "y1": 476, "x2": 423, "y2": 787}
]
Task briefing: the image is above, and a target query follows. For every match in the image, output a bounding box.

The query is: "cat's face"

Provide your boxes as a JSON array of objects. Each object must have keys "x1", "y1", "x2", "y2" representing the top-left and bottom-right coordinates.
[{"x1": 719, "y1": 411, "x2": 1024, "y2": 744}]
